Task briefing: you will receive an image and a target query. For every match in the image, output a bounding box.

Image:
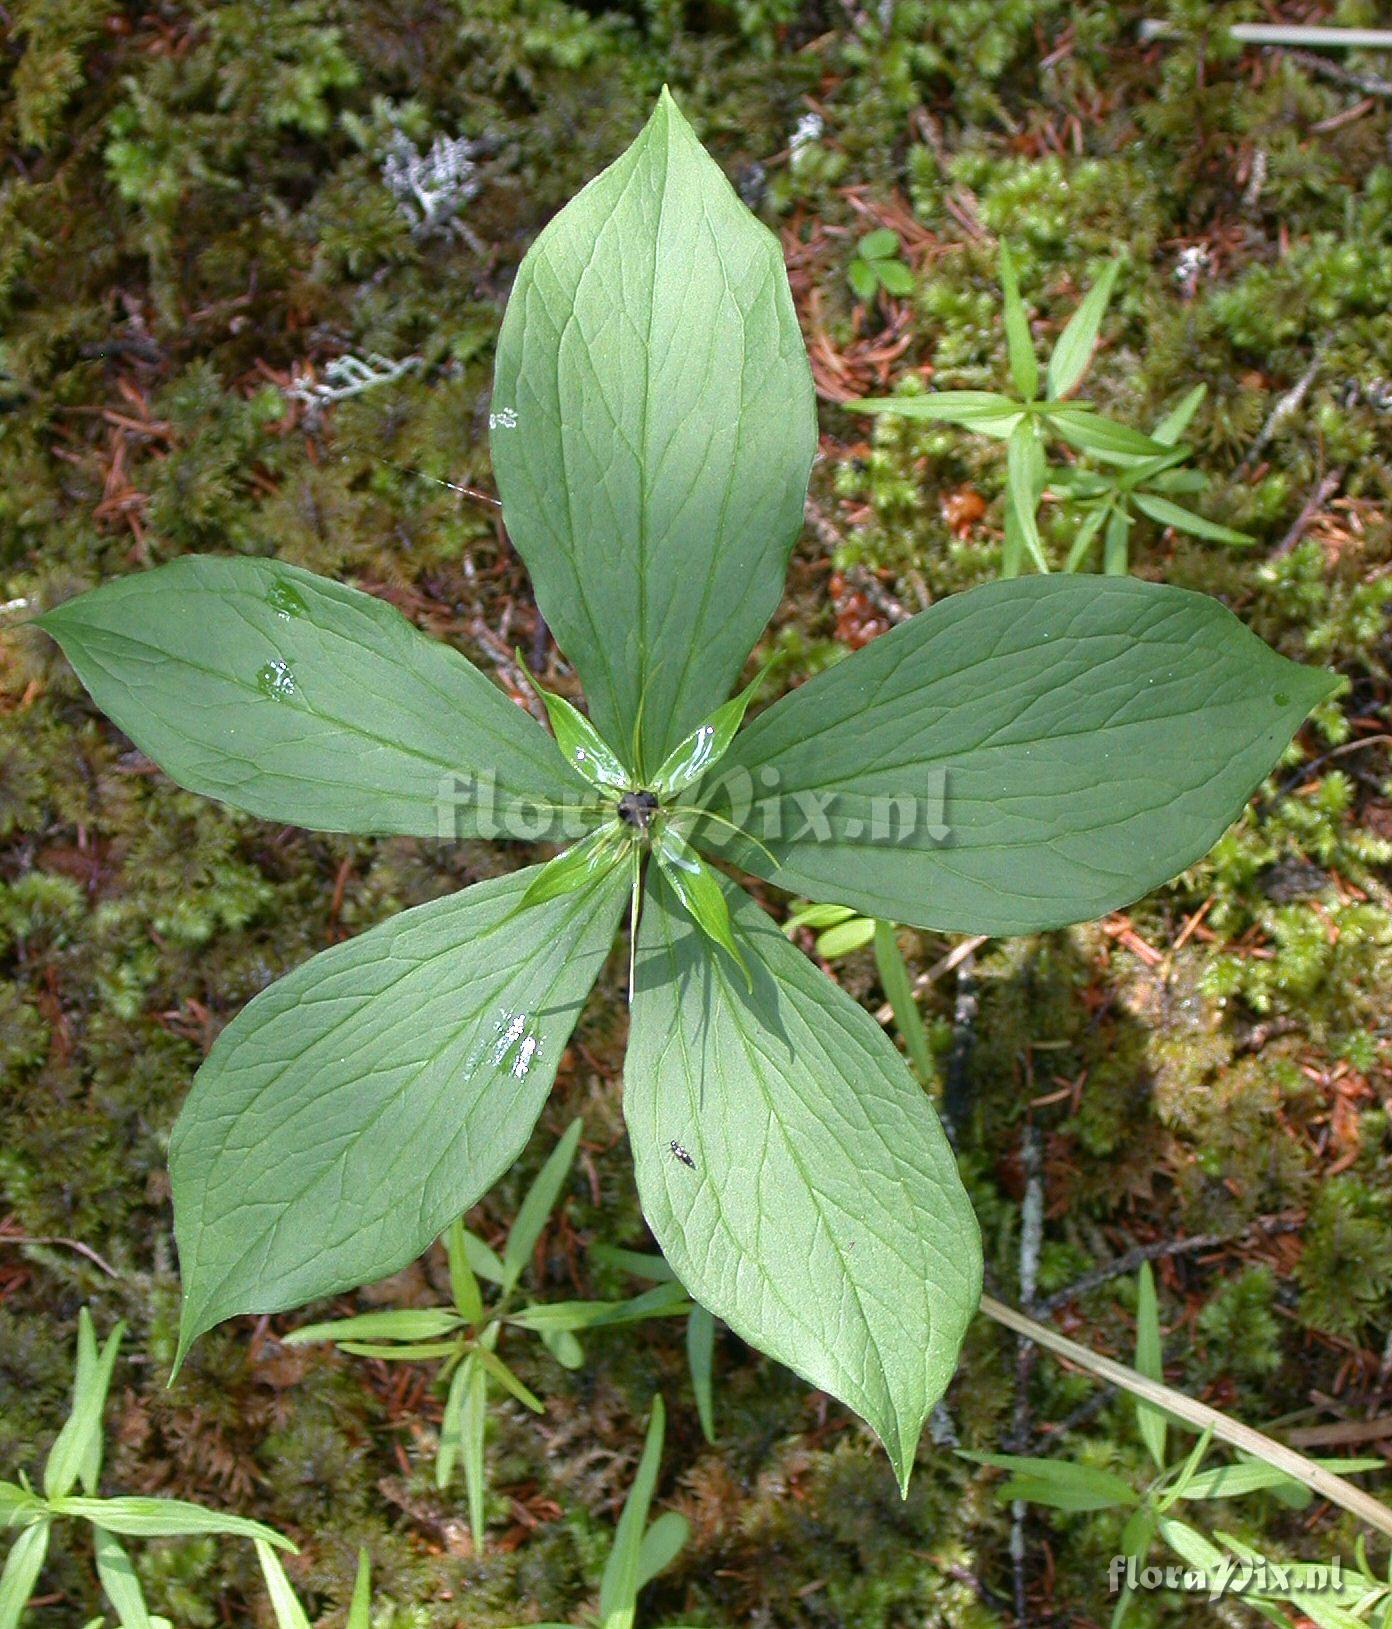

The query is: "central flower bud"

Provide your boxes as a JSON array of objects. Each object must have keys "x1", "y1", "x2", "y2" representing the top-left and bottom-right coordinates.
[{"x1": 617, "y1": 788, "x2": 659, "y2": 832}]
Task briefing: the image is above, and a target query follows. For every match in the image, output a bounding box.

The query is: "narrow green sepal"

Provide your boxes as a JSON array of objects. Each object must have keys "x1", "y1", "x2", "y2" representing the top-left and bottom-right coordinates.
[
  {"x1": 654, "y1": 826, "x2": 748, "y2": 984},
  {"x1": 651, "y1": 661, "x2": 775, "y2": 798},
  {"x1": 516, "y1": 653, "x2": 631, "y2": 796},
  {"x1": 518, "y1": 825, "x2": 628, "y2": 911}
]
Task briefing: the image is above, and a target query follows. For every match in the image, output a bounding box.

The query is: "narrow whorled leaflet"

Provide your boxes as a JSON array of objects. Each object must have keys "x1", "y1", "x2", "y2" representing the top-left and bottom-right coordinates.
[{"x1": 36, "y1": 89, "x2": 1336, "y2": 1489}]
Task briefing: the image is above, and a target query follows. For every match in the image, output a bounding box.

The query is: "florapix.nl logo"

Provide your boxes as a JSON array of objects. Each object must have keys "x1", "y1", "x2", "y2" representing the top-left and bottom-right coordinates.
[
  {"x1": 433, "y1": 765, "x2": 952, "y2": 846},
  {"x1": 1109, "y1": 1553, "x2": 1350, "y2": 1604}
]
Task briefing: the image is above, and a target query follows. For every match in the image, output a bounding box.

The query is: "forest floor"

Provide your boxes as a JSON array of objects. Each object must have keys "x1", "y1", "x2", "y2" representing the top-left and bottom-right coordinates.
[{"x1": 1, "y1": 1, "x2": 1391, "y2": 1625}]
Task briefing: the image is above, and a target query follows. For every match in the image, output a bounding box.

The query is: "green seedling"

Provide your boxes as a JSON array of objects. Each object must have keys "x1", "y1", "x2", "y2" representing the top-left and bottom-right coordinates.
[
  {"x1": 1158, "y1": 1525, "x2": 1392, "y2": 1629},
  {"x1": 847, "y1": 228, "x2": 914, "y2": 303},
  {"x1": 962, "y1": 1266, "x2": 1385, "y2": 1627},
  {"x1": 510, "y1": 1396, "x2": 694, "y2": 1629},
  {"x1": 783, "y1": 905, "x2": 935, "y2": 1090},
  {"x1": 856, "y1": 245, "x2": 1249, "y2": 575},
  {"x1": 35, "y1": 91, "x2": 1336, "y2": 1491},
  {"x1": 286, "y1": 1120, "x2": 690, "y2": 1549},
  {"x1": 589, "y1": 1246, "x2": 719, "y2": 1445},
  {"x1": 1051, "y1": 384, "x2": 1253, "y2": 573},
  {"x1": 255, "y1": 1543, "x2": 373, "y2": 1629},
  {"x1": 0, "y1": 1311, "x2": 291, "y2": 1629}
]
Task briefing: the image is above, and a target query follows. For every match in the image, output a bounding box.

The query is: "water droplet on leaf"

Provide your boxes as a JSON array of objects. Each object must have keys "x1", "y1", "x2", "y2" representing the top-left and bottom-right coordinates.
[
  {"x1": 257, "y1": 658, "x2": 297, "y2": 700},
  {"x1": 267, "y1": 579, "x2": 308, "y2": 619}
]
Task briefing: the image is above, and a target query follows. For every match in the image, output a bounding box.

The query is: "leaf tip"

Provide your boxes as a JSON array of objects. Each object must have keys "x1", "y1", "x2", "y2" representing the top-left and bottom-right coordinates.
[{"x1": 171, "y1": 1298, "x2": 216, "y2": 1381}]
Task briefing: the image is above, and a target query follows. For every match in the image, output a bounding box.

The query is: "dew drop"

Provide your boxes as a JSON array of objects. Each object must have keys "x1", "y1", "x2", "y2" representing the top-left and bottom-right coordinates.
[
  {"x1": 1274, "y1": 691, "x2": 1291, "y2": 707},
  {"x1": 257, "y1": 658, "x2": 297, "y2": 700},
  {"x1": 267, "y1": 579, "x2": 308, "y2": 619}
]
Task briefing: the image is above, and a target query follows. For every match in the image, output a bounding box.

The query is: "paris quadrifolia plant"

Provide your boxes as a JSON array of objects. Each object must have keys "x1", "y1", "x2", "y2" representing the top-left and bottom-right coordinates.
[
  {"x1": 34, "y1": 90, "x2": 1337, "y2": 1493},
  {"x1": 856, "y1": 244, "x2": 1252, "y2": 575},
  {"x1": 0, "y1": 1311, "x2": 291, "y2": 1629},
  {"x1": 286, "y1": 1119, "x2": 691, "y2": 1548}
]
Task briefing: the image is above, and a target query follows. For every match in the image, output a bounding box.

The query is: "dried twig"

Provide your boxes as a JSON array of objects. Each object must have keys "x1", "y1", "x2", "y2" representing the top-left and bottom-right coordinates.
[
  {"x1": 1271, "y1": 467, "x2": 1344, "y2": 557},
  {"x1": 1237, "y1": 349, "x2": 1324, "y2": 475},
  {"x1": 1139, "y1": 21, "x2": 1392, "y2": 51},
  {"x1": 942, "y1": 947, "x2": 979, "y2": 1148},
  {"x1": 1035, "y1": 1213, "x2": 1303, "y2": 1317},
  {"x1": 1007, "y1": 1125, "x2": 1045, "y2": 1627},
  {"x1": 873, "y1": 933, "x2": 989, "y2": 1025},
  {"x1": 1282, "y1": 48, "x2": 1392, "y2": 99},
  {"x1": 0, "y1": 1228, "x2": 121, "y2": 1279}
]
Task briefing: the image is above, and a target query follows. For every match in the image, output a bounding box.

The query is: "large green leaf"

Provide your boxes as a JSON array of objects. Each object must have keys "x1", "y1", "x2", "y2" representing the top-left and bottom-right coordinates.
[
  {"x1": 491, "y1": 89, "x2": 816, "y2": 771},
  {"x1": 704, "y1": 576, "x2": 1337, "y2": 935},
  {"x1": 170, "y1": 864, "x2": 627, "y2": 1359},
  {"x1": 39, "y1": 556, "x2": 591, "y2": 839},
  {"x1": 624, "y1": 875, "x2": 981, "y2": 1489}
]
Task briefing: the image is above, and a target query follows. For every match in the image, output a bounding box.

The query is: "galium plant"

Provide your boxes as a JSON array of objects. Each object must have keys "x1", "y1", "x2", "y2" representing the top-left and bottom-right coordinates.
[
  {"x1": 255, "y1": 1543, "x2": 372, "y2": 1629},
  {"x1": 589, "y1": 1245, "x2": 719, "y2": 1446},
  {"x1": 36, "y1": 90, "x2": 1336, "y2": 1490},
  {"x1": 252, "y1": 1408, "x2": 688, "y2": 1629},
  {"x1": 856, "y1": 245, "x2": 1251, "y2": 574},
  {"x1": 511, "y1": 1396, "x2": 692, "y2": 1629},
  {"x1": 966, "y1": 1267, "x2": 1385, "y2": 1628},
  {"x1": 286, "y1": 1120, "x2": 691, "y2": 1548},
  {"x1": 1048, "y1": 383, "x2": 1253, "y2": 573},
  {"x1": 0, "y1": 1311, "x2": 291, "y2": 1629},
  {"x1": 1160, "y1": 1527, "x2": 1392, "y2": 1629}
]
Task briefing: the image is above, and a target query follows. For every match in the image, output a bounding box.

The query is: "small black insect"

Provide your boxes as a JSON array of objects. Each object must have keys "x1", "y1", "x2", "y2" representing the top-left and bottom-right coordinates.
[
  {"x1": 618, "y1": 788, "x2": 660, "y2": 831},
  {"x1": 668, "y1": 1139, "x2": 696, "y2": 1169}
]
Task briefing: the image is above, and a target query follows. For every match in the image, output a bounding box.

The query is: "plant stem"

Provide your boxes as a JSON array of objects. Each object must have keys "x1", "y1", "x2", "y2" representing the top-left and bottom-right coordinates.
[
  {"x1": 871, "y1": 921, "x2": 935, "y2": 1086},
  {"x1": 872, "y1": 934, "x2": 988, "y2": 1024},
  {"x1": 977, "y1": 1293, "x2": 1392, "y2": 1539}
]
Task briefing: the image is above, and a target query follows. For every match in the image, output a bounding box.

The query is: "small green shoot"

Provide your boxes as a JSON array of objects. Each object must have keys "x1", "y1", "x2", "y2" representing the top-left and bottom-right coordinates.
[
  {"x1": 506, "y1": 1397, "x2": 693, "y2": 1629},
  {"x1": 958, "y1": 1269, "x2": 1385, "y2": 1628},
  {"x1": 0, "y1": 1311, "x2": 291, "y2": 1629},
  {"x1": 286, "y1": 1121, "x2": 691, "y2": 1550},
  {"x1": 847, "y1": 228, "x2": 914, "y2": 303},
  {"x1": 852, "y1": 248, "x2": 1258, "y2": 576},
  {"x1": 256, "y1": 1543, "x2": 375, "y2": 1629}
]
